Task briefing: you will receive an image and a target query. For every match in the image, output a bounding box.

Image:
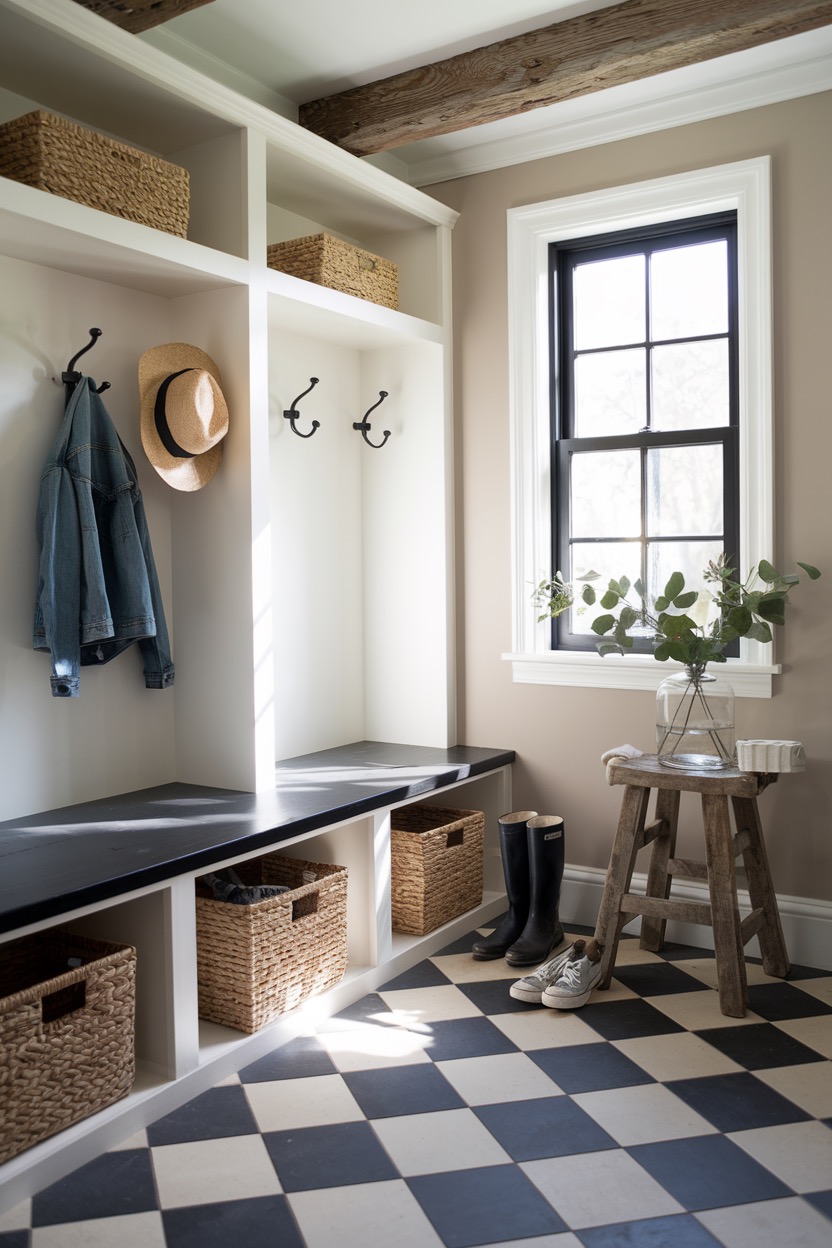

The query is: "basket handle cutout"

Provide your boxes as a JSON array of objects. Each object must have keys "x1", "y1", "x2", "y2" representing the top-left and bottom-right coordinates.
[
  {"x1": 446, "y1": 828, "x2": 465, "y2": 848},
  {"x1": 358, "y1": 256, "x2": 377, "y2": 272},
  {"x1": 42, "y1": 980, "x2": 86, "y2": 1024},
  {"x1": 293, "y1": 892, "x2": 319, "y2": 922}
]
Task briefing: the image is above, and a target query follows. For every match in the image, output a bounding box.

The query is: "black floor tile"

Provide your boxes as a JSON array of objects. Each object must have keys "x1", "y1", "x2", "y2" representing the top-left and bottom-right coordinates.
[
  {"x1": 666, "y1": 1071, "x2": 812, "y2": 1131},
  {"x1": 746, "y1": 981, "x2": 832, "y2": 1022},
  {"x1": 435, "y1": 929, "x2": 494, "y2": 956},
  {"x1": 146, "y1": 1084, "x2": 258, "y2": 1146},
  {"x1": 580, "y1": 998, "x2": 686, "y2": 1041},
  {"x1": 409, "y1": 1163, "x2": 567, "y2": 1246},
  {"x1": 530, "y1": 1042, "x2": 655, "y2": 1093},
  {"x1": 31, "y1": 1149, "x2": 157, "y2": 1226},
  {"x1": 0, "y1": 1234, "x2": 29, "y2": 1248},
  {"x1": 162, "y1": 1195, "x2": 304, "y2": 1248},
  {"x1": 342, "y1": 1062, "x2": 465, "y2": 1119},
  {"x1": 326, "y1": 992, "x2": 393, "y2": 1025},
  {"x1": 475, "y1": 1095, "x2": 617, "y2": 1160},
  {"x1": 657, "y1": 942, "x2": 721, "y2": 961},
  {"x1": 239, "y1": 1034, "x2": 338, "y2": 1083},
  {"x1": 806, "y1": 1189, "x2": 832, "y2": 1221},
  {"x1": 380, "y1": 960, "x2": 452, "y2": 990},
  {"x1": 263, "y1": 1120, "x2": 398, "y2": 1191},
  {"x1": 423, "y1": 1015, "x2": 519, "y2": 1061},
  {"x1": 577, "y1": 1211, "x2": 724, "y2": 1247},
  {"x1": 629, "y1": 1134, "x2": 792, "y2": 1211},
  {"x1": 611, "y1": 962, "x2": 706, "y2": 997},
  {"x1": 786, "y1": 963, "x2": 832, "y2": 982},
  {"x1": 698, "y1": 1021, "x2": 827, "y2": 1070},
  {"x1": 455, "y1": 978, "x2": 531, "y2": 1015}
]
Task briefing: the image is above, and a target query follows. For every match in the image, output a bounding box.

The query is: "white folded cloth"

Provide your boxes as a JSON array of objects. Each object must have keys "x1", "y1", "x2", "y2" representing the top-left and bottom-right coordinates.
[{"x1": 600, "y1": 743, "x2": 644, "y2": 784}]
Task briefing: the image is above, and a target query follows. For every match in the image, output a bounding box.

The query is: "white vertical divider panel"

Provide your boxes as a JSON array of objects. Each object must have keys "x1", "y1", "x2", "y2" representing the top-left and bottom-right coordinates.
[
  {"x1": 360, "y1": 341, "x2": 450, "y2": 746},
  {"x1": 169, "y1": 284, "x2": 256, "y2": 791},
  {"x1": 166, "y1": 876, "x2": 200, "y2": 1078},
  {"x1": 373, "y1": 809, "x2": 394, "y2": 966}
]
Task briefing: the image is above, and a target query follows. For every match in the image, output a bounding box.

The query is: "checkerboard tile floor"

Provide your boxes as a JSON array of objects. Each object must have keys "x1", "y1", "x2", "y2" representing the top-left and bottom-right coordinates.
[{"x1": 3, "y1": 922, "x2": 832, "y2": 1248}]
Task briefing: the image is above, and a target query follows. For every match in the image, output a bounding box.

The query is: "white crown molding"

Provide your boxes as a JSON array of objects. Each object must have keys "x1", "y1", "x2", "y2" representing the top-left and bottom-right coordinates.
[{"x1": 406, "y1": 28, "x2": 832, "y2": 186}]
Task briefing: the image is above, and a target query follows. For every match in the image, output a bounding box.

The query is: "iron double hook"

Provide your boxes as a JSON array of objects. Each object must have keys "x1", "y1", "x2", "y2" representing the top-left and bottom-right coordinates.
[
  {"x1": 353, "y1": 391, "x2": 390, "y2": 449},
  {"x1": 284, "y1": 377, "x2": 321, "y2": 438}
]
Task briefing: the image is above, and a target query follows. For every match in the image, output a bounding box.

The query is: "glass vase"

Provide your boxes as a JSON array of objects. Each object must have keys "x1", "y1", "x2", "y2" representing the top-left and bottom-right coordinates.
[{"x1": 655, "y1": 667, "x2": 736, "y2": 770}]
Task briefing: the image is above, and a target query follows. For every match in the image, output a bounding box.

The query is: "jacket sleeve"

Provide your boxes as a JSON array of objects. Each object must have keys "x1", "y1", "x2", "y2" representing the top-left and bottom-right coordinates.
[
  {"x1": 133, "y1": 489, "x2": 175, "y2": 690},
  {"x1": 33, "y1": 466, "x2": 83, "y2": 697}
]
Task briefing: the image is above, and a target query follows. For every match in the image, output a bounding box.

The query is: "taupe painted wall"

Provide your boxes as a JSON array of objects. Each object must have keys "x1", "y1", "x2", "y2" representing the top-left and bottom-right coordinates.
[{"x1": 429, "y1": 92, "x2": 832, "y2": 904}]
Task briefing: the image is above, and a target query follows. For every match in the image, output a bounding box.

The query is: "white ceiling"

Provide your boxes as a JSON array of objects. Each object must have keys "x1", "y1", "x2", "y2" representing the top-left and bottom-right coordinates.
[{"x1": 140, "y1": 1, "x2": 832, "y2": 186}]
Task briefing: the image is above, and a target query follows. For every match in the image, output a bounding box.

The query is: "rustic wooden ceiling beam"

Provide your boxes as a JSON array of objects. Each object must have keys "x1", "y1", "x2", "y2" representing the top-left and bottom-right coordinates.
[{"x1": 298, "y1": 0, "x2": 832, "y2": 155}]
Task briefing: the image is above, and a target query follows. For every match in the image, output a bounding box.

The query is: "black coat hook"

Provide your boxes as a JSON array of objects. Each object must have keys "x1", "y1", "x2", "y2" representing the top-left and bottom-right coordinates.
[
  {"x1": 353, "y1": 391, "x2": 390, "y2": 449},
  {"x1": 61, "y1": 327, "x2": 110, "y2": 403},
  {"x1": 284, "y1": 377, "x2": 320, "y2": 438}
]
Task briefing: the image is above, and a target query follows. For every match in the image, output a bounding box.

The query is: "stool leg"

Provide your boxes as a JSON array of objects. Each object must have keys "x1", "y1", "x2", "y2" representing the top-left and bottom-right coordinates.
[
  {"x1": 640, "y1": 788, "x2": 681, "y2": 953},
  {"x1": 702, "y1": 792, "x2": 748, "y2": 1018},
  {"x1": 594, "y1": 785, "x2": 651, "y2": 990},
  {"x1": 732, "y1": 795, "x2": 790, "y2": 979}
]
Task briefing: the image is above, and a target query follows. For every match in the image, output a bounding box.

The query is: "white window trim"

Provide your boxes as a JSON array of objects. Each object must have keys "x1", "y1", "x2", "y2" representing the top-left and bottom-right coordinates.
[{"x1": 504, "y1": 156, "x2": 776, "y2": 697}]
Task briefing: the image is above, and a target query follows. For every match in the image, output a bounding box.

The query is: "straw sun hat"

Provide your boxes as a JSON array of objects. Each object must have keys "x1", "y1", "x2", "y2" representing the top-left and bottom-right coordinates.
[{"x1": 139, "y1": 343, "x2": 229, "y2": 491}]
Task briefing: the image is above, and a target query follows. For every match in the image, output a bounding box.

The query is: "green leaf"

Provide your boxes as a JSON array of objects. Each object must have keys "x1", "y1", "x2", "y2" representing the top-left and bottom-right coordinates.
[
  {"x1": 746, "y1": 620, "x2": 773, "y2": 643},
  {"x1": 727, "y1": 604, "x2": 752, "y2": 635},
  {"x1": 758, "y1": 559, "x2": 779, "y2": 583},
  {"x1": 674, "y1": 591, "x2": 698, "y2": 609},
  {"x1": 654, "y1": 596, "x2": 669, "y2": 612},
  {"x1": 661, "y1": 613, "x2": 697, "y2": 639},
  {"x1": 666, "y1": 639, "x2": 691, "y2": 663},
  {"x1": 581, "y1": 584, "x2": 596, "y2": 605},
  {"x1": 597, "y1": 641, "x2": 623, "y2": 657},
  {"x1": 757, "y1": 596, "x2": 786, "y2": 626},
  {"x1": 634, "y1": 578, "x2": 646, "y2": 598},
  {"x1": 591, "y1": 614, "x2": 616, "y2": 635},
  {"x1": 619, "y1": 576, "x2": 631, "y2": 597},
  {"x1": 653, "y1": 642, "x2": 671, "y2": 661},
  {"x1": 797, "y1": 562, "x2": 822, "y2": 580},
  {"x1": 665, "y1": 571, "x2": 685, "y2": 600},
  {"x1": 600, "y1": 591, "x2": 620, "y2": 609},
  {"x1": 619, "y1": 605, "x2": 639, "y2": 630}
]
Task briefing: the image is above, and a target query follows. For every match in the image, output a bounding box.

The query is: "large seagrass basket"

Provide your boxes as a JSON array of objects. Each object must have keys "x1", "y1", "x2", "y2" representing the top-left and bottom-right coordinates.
[
  {"x1": 391, "y1": 805, "x2": 484, "y2": 936},
  {"x1": 0, "y1": 931, "x2": 136, "y2": 1164},
  {"x1": 196, "y1": 855, "x2": 348, "y2": 1034},
  {"x1": 267, "y1": 233, "x2": 398, "y2": 309},
  {"x1": 0, "y1": 110, "x2": 190, "y2": 237}
]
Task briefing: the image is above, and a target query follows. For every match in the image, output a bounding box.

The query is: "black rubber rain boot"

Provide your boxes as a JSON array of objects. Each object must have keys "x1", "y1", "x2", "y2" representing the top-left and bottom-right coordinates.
[
  {"x1": 471, "y1": 811, "x2": 536, "y2": 960},
  {"x1": 505, "y1": 815, "x2": 565, "y2": 967}
]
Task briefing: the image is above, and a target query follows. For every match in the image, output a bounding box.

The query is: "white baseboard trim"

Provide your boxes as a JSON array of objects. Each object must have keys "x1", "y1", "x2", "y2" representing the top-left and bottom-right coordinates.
[{"x1": 560, "y1": 865, "x2": 832, "y2": 973}]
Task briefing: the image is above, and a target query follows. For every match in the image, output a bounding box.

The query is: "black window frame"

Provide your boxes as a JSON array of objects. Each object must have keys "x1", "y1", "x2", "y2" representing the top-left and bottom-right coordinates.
[{"x1": 549, "y1": 211, "x2": 740, "y2": 653}]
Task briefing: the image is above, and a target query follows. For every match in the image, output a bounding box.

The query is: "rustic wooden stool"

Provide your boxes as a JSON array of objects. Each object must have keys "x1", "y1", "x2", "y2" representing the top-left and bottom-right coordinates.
[{"x1": 594, "y1": 754, "x2": 789, "y2": 1017}]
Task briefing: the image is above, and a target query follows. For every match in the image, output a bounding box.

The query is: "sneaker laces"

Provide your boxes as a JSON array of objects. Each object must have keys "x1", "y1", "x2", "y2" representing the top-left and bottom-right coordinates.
[{"x1": 558, "y1": 957, "x2": 584, "y2": 988}]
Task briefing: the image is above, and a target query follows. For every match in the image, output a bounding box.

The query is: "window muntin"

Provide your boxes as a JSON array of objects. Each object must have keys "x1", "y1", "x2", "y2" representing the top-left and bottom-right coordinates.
[{"x1": 551, "y1": 214, "x2": 739, "y2": 652}]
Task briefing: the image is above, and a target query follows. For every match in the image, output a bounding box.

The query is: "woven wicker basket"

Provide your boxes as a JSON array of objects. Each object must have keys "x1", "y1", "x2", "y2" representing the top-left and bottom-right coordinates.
[
  {"x1": 196, "y1": 855, "x2": 348, "y2": 1034},
  {"x1": 0, "y1": 931, "x2": 136, "y2": 1164},
  {"x1": 391, "y1": 805, "x2": 484, "y2": 936},
  {"x1": 267, "y1": 233, "x2": 398, "y2": 309},
  {"x1": 74, "y1": 1, "x2": 216, "y2": 34},
  {"x1": 0, "y1": 110, "x2": 190, "y2": 237}
]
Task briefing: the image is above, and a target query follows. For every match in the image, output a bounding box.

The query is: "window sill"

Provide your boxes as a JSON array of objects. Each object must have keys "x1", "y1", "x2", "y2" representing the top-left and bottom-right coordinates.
[{"x1": 503, "y1": 651, "x2": 778, "y2": 697}]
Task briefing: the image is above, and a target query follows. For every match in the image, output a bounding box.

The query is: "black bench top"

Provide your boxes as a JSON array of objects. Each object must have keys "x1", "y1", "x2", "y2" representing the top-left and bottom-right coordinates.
[{"x1": 0, "y1": 741, "x2": 514, "y2": 935}]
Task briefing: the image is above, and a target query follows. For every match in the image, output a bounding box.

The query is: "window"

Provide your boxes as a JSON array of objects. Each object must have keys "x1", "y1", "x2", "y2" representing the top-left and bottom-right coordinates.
[
  {"x1": 505, "y1": 158, "x2": 775, "y2": 695},
  {"x1": 551, "y1": 213, "x2": 739, "y2": 654}
]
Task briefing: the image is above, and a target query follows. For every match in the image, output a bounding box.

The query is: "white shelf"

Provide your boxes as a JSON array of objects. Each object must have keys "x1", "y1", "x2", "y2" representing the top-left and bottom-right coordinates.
[{"x1": 266, "y1": 270, "x2": 444, "y2": 349}]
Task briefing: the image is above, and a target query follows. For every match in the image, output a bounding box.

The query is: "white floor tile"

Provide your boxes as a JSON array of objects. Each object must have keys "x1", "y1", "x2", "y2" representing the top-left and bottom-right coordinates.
[
  {"x1": 436, "y1": 1052, "x2": 563, "y2": 1105},
  {"x1": 317, "y1": 1017, "x2": 433, "y2": 1070},
  {"x1": 775, "y1": 1016, "x2": 832, "y2": 1059},
  {"x1": 377, "y1": 983, "x2": 484, "y2": 1024},
  {"x1": 788, "y1": 978, "x2": 832, "y2": 1006},
  {"x1": 244, "y1": 1072, "x2": 364, "y2": 1131},
  {"x1": 696, "y1": 1196, "x2": 832, "y2": 1248},
  {"x1": 110, "y1": 1128, "x2": 149, "y2": 1150},
  {"x1": 0, "y1": 1198, "x2": 31, "y2": 1231},
  {"x1": 571, "y1": 1083, "x2": 718, "y2": 1145},
  {"x1": 754, "y1": 1060, "x2": 832, "y2": 1117},
  {"x1": 728, "y1": 1119, "x2": 832, "y2": 1192},
  {"x1": 289, "y1": 1178, "x2": 445, "y2": 1248},
  {"x1": 431, "y1": 952, "x2": 525, "y2": 982},
  {"x1": 613, "y1": 1031, "x2": 744, "y2": 1080},
  {"x1": 472, "y1": 1236, "x2": 584, "y2": 1248},
  {"x1": 645, "y1": 988, "x2": 765, "y2": 1030},
  {"x1": 31, "y1": 1211, "x2": 166, "y2": 1247},
  {"x1": 522, "y1": 1149, "x2": 683, "y2": 1229},
  {"x1": 679, "y1": 958, "x2": 787, "y2": 990},
  {"x1": 489, "y1": 1008, "x2": 606, "y2": 1051},
  {"x1": 151, "y1": 1134, "x2": 282, "y2": 1208},
  {"x1": 371, "y1": 1107, "x2": 511, "y2": 1175},
  {"x1": 608, "y1": 939, "x2": 666, "y2": 967}
]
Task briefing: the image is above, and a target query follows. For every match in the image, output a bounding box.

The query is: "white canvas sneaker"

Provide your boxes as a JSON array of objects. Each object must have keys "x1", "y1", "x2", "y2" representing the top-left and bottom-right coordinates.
[
  {"x1": 509, "y1": 940, "x2": 575, "y2": 1003},
  {"x1": 541, "y1": 938, "x2": 604, "y2": 1010}
]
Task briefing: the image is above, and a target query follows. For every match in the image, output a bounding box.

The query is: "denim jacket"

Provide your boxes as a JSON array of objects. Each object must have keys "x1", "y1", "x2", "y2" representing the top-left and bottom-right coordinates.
[{"x1": 33, "y1": 377, "x2": 175, "y2": 697}]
